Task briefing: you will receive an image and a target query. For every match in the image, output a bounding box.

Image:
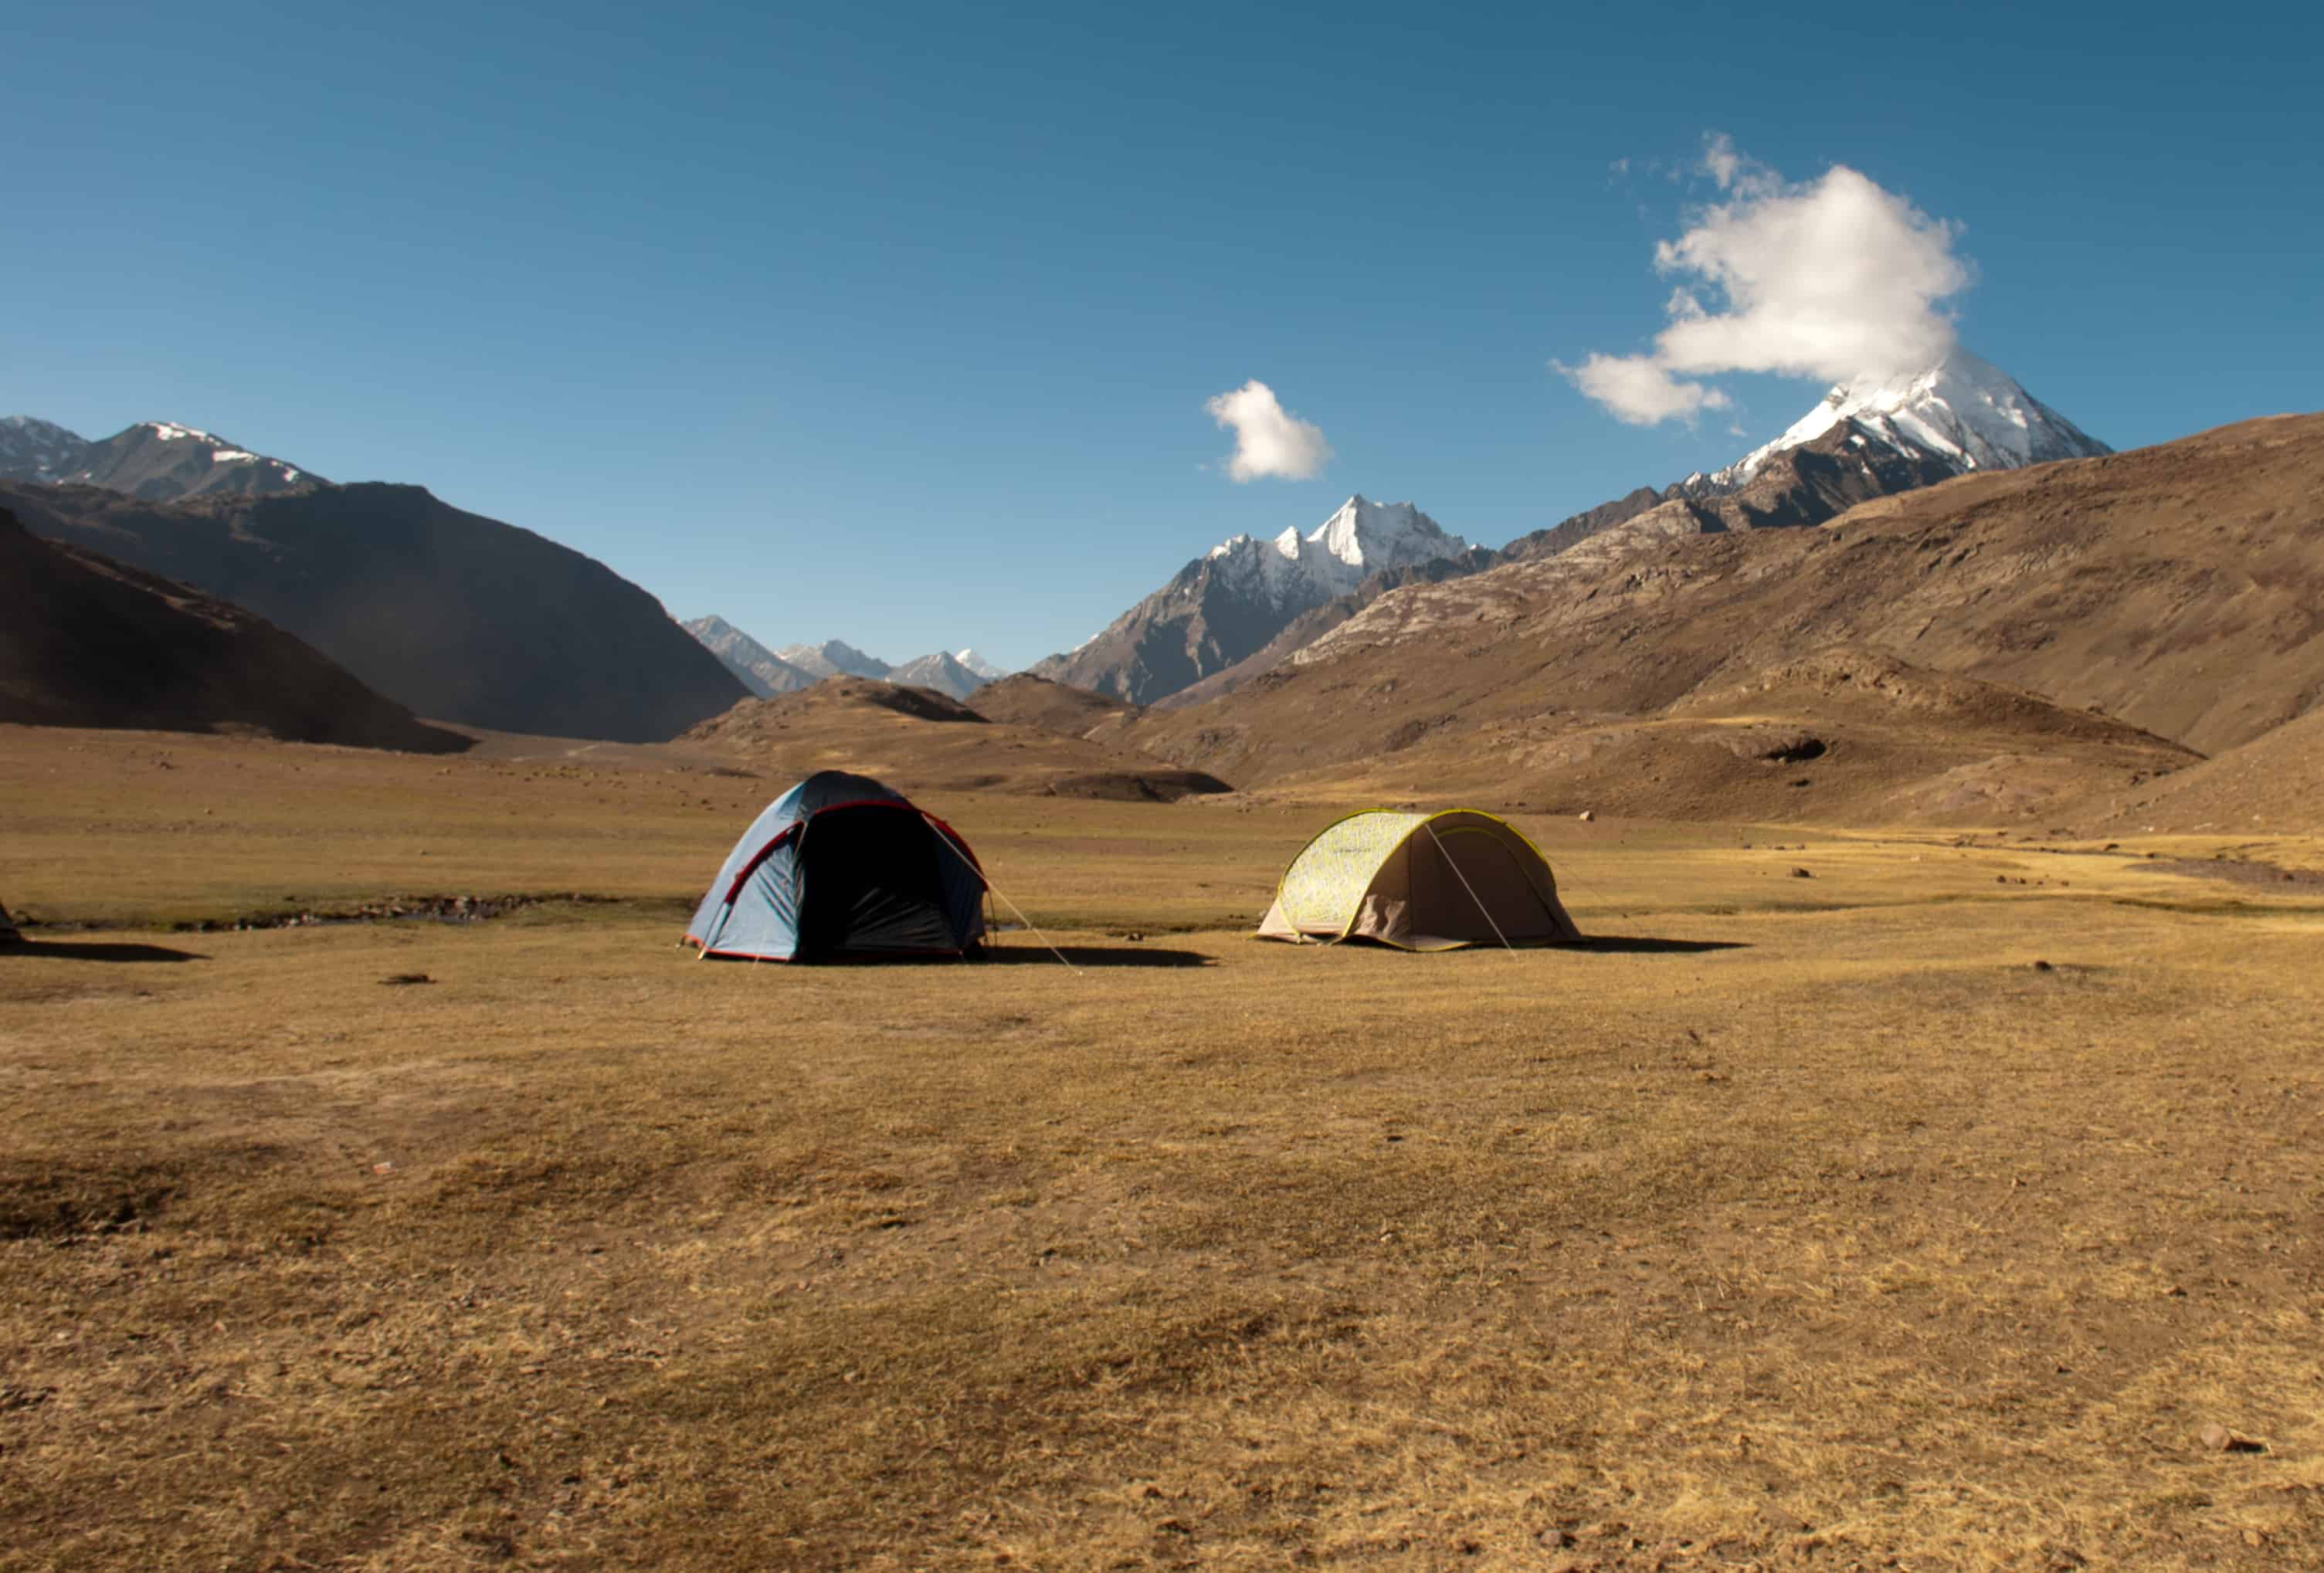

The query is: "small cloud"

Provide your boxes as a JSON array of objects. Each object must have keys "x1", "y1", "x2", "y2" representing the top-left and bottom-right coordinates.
[
  {"x1": 1698, "y1": 131, "x2": 1776, "y2": 196},
  {"x1": 1552, "y1": 354, "x2": 1731, "y2": 426},
  {"x1": 1205, "y1": 380, "x2": 1332, "y2": 483},
  {"x1": 1610, "y1": 157, "x2": 1631, "y2": 176},
  {"x1": 1701, "y1": 132, "x2": 1742, "y2": 188}
]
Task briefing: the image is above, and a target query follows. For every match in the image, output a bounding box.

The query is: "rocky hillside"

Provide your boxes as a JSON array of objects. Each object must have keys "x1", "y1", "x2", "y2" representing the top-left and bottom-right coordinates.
[
  {"x1": 0, "y1": 507, "x2": 466, "y2": 752},
  {"x1": 1125, "y1": 413, "x2": 2322, "y2": 821},
  {"x1": 1507, "y1": 347, "x2": 2110, "y2": 563},
  {"x1": 1033, "y1": 497, "x2": 1478, "y2": 704},
  {"x1": 1045, "y1": 352, "x2": 2106, "y2": 707},
  {"x1": 2071, "y1": 701, "x2": 2324, "y2": 836},
  {"x1": 3, "y1": 480, "x2": 745, "y2": 743}
]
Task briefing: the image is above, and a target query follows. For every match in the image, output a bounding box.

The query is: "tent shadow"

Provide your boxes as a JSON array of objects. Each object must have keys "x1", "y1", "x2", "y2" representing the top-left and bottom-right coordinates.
[
  {"x1": 1, "y1": 939, "x2": 209, "y2": 963},
  {"x1": 1556, "y1": 936, "x2": 1750, "y2": 955},
  {"x1": 975, "y1": 945, "x2": 1212, "y2": 969}
]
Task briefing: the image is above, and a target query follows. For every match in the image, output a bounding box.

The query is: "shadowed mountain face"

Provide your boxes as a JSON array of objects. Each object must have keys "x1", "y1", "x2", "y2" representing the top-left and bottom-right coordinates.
[
  {"x1": 1123, "y1": 414, "x2": 2323, "y2": 819},
  {"x1": 2, "y1": 481, "x2": 745, "y2": 744},
  {"x1": 1, "y1": 417, "x2": 318, "y2": 500},
  {"x1": 0, "y1": 507, "x2": 466, "y2": 753}
]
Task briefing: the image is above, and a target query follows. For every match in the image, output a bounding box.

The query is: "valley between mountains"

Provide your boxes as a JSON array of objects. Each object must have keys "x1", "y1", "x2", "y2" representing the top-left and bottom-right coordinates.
[
  {"x1": 7, "y1": 371, "x2": 2324, "y2": 1573},
  {"x1": 5, "y1": 352, "x2": 2317, "y2": 838}
]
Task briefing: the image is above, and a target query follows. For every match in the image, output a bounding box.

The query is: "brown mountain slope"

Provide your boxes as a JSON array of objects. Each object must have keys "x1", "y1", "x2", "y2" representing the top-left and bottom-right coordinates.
[
  {"x1": 682, "y1": 678, "x2": 1230, "y2": 802},
  {"x1": 1157, "y1": 427, "x2": 1968, "y2": 710},
  {"x1": 1124, "y1": 415, "x2": 2319, "y2": 822},
  {"x1": 1146, "y1": 646, "x2": 2193, "y2": 824},
  {"x1": 966, "y1": 673, "x2": 1135, "y2": 737},
  {"x1": 2066, "y1": 704, "x2": 2324, "y2": 836},
  {"x1": 2, "y1": 480, "x2": 745, "y2": 744},
  {"x1": 1158, "y1": 554, "x2": 1499, "y2": 709},
  {"x1": 0, "y1": 508, "x2": 466, "y2": 753}
]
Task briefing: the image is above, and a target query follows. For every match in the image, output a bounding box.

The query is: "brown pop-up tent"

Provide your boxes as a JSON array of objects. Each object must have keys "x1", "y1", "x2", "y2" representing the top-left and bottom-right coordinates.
[{"x1": 1256, "y1": 809, "x2": 1582, "y2": 950}]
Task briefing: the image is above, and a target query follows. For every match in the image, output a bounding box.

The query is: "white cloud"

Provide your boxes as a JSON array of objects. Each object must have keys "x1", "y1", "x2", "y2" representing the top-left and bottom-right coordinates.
[
  {"x1": 1205, "y1": 379, "x2": 1332, "y2": 482},
  {"x1": 1559, "y1": 135, "x2": 1973, "y2": 425},
  {"x1": 1698, "y1": 131, "x2": 1776, "y2": 197},
  {"x1": 1701, "y1": 132, "x2": 1744, "y2": 190},
  {"x1": 1552, "y1": 354, "x2": 1731, "y2": 426}
]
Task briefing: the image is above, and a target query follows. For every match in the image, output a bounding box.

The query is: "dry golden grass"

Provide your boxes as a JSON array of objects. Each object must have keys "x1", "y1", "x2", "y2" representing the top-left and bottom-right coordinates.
[{"x1": 5, "y1": 726, "x2": 2324, "y2": 1571}]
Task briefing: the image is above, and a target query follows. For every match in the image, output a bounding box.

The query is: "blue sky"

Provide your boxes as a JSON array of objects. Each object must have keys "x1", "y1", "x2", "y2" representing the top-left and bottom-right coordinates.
[{"x1": 8, "y1": 1, "x2": 2319, "y2": 670}]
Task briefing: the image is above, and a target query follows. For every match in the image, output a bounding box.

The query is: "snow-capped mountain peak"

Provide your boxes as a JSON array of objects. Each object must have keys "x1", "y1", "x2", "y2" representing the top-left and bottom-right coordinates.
[
  {"x1": 1306, "y1": 494, "x2": 1464, "y2": 573},
  {"x1": 775, "y1": 639, "x2": 891, "y2": 680},
  {"x1": 1204, "y1": 497, "x2": 1469, "y2": 609},
  {"x1": 1, "y1": 415, "x2": 319, "y2": 498},
  {"x1": 1031, "y1": 494, "x2": 1476, "y2": 702},
  {"x1": 689, "y1": 624, "x2": 1005, "y2": 700},
  {"x1": 1718, "y1": 347, "x2": 2109, "y2": 487}
]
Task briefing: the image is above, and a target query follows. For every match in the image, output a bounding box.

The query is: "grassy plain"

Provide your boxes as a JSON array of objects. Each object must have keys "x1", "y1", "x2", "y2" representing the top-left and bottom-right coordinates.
[{"x1": 5, "y1": 726, "x2": 2324, "y2": 1570}]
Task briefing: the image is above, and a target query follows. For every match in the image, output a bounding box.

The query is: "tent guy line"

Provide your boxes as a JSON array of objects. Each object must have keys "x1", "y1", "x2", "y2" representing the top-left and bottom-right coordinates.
[{"x1": 928, "y1": 825, "x2": 1081, "y2": 974}]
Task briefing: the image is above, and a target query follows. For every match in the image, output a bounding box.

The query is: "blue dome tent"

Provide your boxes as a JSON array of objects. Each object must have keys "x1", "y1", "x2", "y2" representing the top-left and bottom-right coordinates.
[{"x1": 684, "y1": 771, "x2": 987, "y2": 961}]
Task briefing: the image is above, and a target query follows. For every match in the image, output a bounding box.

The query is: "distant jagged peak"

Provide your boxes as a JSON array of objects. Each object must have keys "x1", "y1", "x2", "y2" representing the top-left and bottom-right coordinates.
[
  {"x1": 955, "y1": 649, "x2": 1009, "y2": 680},
  {"x1": 0, "y1": 415, "x2": 92, "y2": 483},
  {"x1": 681, "y1": 618, "x2": 823, "y2": 698},
  {"x1": 1203, "y1": 494, "x2": 1468, "y2": 598},
  {"x1": 2, "y1": 414, "x2": 84, "y2": 441},
  {"x1": 888, "y1": 649, "x2": 992, "y2": 701},
  {"x1": 774, "y1": 639, "x2": 892, "y2": 680},
  {"x1": 1715, "y1": 346, "x2": 2109, "y2": 488}
]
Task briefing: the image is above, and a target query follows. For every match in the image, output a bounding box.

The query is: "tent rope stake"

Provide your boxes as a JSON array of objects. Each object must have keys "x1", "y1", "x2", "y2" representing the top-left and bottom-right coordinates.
[
  {"x1": 1423, "y1": 819, "x2": 1518, "y2": 955},
  {"x1": 928, "y1": 824, "x2": 1081, "y2": 974}
]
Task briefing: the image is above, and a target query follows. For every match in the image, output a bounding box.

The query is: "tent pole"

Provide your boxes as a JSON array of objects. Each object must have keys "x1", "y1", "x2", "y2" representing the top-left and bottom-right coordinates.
[{"x1": 1423, "y1": 820, "x2": 1518, "y2": 955}]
